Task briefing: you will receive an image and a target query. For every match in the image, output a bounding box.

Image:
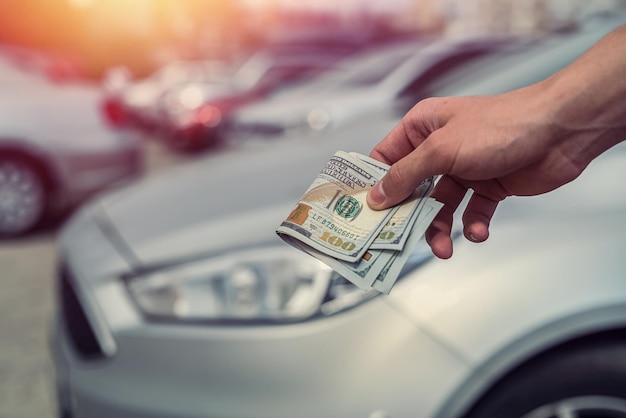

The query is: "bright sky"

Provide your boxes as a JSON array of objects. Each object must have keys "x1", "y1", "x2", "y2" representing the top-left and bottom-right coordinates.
[{"x1": 67, "y1": 0, "x2": 93, "y2": 8}]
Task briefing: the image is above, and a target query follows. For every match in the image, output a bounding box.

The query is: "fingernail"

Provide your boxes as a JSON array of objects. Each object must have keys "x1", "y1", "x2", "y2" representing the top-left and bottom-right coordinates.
[
  {"x1": 369, "y1": 181, "x2": 387, "y2": 206},
  {"x1": 468, "y1": 233, "x2": 479, "y2": 242}
]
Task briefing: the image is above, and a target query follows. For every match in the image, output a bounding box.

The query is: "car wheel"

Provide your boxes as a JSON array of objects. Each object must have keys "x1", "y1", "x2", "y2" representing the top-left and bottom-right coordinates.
[
  {"x1": 464, "y1": 337, "x2": 626, "y2": 418},
  {"x1": 0, "y1": 157, "x2": 47, "y2": 236}
]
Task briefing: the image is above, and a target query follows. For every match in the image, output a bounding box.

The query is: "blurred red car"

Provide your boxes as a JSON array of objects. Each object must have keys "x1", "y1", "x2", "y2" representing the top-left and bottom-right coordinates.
[{"x1": 153, "y1": 50, "x2": 346, "y2": 152}]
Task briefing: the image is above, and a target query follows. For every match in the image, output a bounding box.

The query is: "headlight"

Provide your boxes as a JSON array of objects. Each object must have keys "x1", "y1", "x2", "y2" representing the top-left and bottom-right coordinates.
[
  {"x1": 177, "y1": 85, "x2": 205, "y2": 110},
  {"x1": 284, "y1": 108, "x2": 331, "y2": 139},
  {"x1": 169, "y1": 105, "x2": 222, "y2": 129},
  {"x1": 161, "y1": 85, "x2": 206, "y2": 126},
  {"x1": 306, "y1": 108, "x2": 330, "y2": 131},
  {"x1": 196, "y1": 105, "x2": 222, "y2": 127},
  {"x1": 125, "y1": 247, "x2": 381, "y2": 323}
]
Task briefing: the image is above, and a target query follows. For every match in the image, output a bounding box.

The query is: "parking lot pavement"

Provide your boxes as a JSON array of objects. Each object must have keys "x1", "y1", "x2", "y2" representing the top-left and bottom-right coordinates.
[
  {"x1": 0, "y1": 233, "x2": 58, "y2": 418},
  {"x1": 0, "y1": 140, "x2": 187, "y2": 418}
]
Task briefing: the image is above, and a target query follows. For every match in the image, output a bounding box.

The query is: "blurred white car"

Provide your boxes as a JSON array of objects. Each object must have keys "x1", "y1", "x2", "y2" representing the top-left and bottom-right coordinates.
[
  {"x1": 51, "y1": 15, "x2": 626, "y2": 418},
  {"x1": 0, "y1": 46, "x2": 142, "y2": 236},
  {"x1": 226, "y1": 36, "x2": 514, "y2": 143}
]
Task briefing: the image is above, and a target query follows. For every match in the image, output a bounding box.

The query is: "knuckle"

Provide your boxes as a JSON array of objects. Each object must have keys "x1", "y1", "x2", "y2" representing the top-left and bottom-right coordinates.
[{"x1": 384, "y1": 162, "x2": 416, "y2": 204}]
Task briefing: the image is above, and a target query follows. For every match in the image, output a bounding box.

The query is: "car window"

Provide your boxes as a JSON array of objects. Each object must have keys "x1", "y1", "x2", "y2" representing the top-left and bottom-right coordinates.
[
  {"x1": 257, "y1": 64, "x2": 333, "y2": 91},
  {"x1": 397, "y1": 49, "x2": 492, "y2": 100},
  {"x1": 264, "y1": 42, "x2": 427, "y2": 99},
  {"x1": 425, "y1": 21, "x2": 624, "y2": 98},
  {"x1": 330, "y1": 48, "x2": 417, "y2": 89}
]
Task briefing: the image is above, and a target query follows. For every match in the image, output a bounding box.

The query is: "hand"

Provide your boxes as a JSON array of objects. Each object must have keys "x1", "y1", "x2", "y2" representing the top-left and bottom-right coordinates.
[
  {"x1": 366, "y1": 87, "x2": 605, "y2": 259},
  {"x1": 360, "y1": 25, "x2": 626, "y2": 258},
  {"x1": 366, "y1": 23, "x2": 626, "y2": 259}
]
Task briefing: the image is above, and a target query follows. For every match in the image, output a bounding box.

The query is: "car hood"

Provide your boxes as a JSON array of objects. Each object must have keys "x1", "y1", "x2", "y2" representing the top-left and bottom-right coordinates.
[
  {"x1": 96, "y1": 114, "x2": 399, "y2": 267},
  {"x1": 100, "y1": 136, "x2": 626, "y2": 267}
]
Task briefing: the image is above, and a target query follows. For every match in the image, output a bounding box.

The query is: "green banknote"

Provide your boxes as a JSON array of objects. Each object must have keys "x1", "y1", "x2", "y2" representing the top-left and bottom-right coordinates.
[
  {"x1": 277, "y1": 151, "x2": 442, "y2": 293},
  {"x1": 276, "y1": 151, "x2": 398, "y2": 263}
]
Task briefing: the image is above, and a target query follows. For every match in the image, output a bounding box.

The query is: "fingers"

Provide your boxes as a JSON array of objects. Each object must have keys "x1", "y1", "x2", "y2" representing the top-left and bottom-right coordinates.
[
  {"x1": 367, "y1": 156, "x2": 424, "y2": 209},
  {"x1": 368, "y1": 121, "x2": 431, "y2": 208},
  {"x1": 425, "y1": 176, "x2": 468, "y2": 259},
  {"x1": 367, "y1": 135, "x2": 447, "y2": 210},
  {"x1": 369, "y1": 119, "x2": 426, "y2": 166},
  {"x1": 367, "y1": 98, "x2": 454, "y2": 210},
  {"x1": 462, "y1": 192, "x2": 499, "y2": 243},
  {"x1": 425, "y1": 177, "x2": 500, "y2": 259}
]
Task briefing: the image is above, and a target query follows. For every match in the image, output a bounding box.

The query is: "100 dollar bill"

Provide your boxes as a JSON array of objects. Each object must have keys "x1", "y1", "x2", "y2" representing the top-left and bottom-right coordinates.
[
  {"x1": 277, "y1": 151, "x2": 442, "y2": 293},
  {"x1": 372, "y1": 199, "x2": 442, "y2": 294},
  {"x1": 276, "y1": 151, "x2": 399, "y2": 262}
]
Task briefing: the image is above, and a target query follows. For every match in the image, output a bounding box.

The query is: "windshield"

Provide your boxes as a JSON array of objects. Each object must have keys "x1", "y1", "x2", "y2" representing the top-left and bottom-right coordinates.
[{"x1": 330, "y1": 47, "x2": 417, "y2": 89}]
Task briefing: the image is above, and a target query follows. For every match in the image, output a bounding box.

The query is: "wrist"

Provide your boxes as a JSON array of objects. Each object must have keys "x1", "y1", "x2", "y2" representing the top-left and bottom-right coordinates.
[
  {"x1": 537, "y1": 24, "x2": 626, "y2": 156},
  {"x1": 534, "y1": 66, "x2": 626, "y2": 165}
]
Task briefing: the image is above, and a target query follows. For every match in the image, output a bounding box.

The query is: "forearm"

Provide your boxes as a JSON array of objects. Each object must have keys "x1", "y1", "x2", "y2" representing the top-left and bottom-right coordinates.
[{"x1": 539, "y1": 24, "x2": 626, "y2": 158}]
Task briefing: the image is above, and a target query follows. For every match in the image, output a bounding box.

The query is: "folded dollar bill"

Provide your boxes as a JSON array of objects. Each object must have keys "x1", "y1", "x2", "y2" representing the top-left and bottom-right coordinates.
[{"x1": 277, "y1": 151, "x2": 442, "y2": 294}]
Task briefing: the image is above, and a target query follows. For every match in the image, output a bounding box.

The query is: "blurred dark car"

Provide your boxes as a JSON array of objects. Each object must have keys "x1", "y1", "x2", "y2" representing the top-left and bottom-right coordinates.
[
  {"x1": 0, "y1": 46, "x2": 142, "y2": 236},
  {"x1": 52, "y1": 14, "x2": 626, "y2": 418},
  {"x1": 153, "y1": 50, "x2": 351, "y2": 152}
]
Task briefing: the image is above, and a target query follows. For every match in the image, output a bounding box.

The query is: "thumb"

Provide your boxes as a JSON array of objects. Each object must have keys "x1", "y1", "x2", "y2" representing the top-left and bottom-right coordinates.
[
  {"x1": 367, "y1": 147, "x2": 438, "y2": 210},
  {"x1": 366, "y1": 98, "x2": 455, "y2": 210}
]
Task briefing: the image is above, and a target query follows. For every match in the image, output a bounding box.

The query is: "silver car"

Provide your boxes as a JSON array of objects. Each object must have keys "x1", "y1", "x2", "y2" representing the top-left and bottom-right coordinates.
[
  {"x1": 51, "y1": 14, "x2": 626, "y2": 418},
  {"x1": 0, "y1": 46, "x2": 142, "y2": 236}
]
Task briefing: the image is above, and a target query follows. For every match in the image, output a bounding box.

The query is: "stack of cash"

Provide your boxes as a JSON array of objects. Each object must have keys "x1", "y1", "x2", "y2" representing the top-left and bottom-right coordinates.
[{"x1": 277, "y1": 151, "x2": 442, "y2": 294}]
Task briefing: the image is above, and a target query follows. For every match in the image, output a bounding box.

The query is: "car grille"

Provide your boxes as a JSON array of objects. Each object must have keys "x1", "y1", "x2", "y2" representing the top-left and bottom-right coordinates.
[{"x1": 58, "y1": 264, "x2": 105, "y2": 359}]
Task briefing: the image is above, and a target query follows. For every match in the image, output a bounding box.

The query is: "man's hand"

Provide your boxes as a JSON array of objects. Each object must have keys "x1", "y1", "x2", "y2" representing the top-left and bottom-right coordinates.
[{"x1": 367, "y1": 85, "x2": 621, "y2": 258}]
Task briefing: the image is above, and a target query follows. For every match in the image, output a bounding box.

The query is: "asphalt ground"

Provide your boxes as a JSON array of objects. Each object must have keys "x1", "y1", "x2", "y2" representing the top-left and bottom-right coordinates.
[{"x1": 0, "y1": 139, "x2": 186, "y2": 418}]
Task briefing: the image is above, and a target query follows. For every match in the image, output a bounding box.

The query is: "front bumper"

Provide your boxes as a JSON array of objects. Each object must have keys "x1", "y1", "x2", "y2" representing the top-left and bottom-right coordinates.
[{"x1": 50, "y1": 209, "x2": 470, "y2": 418}]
